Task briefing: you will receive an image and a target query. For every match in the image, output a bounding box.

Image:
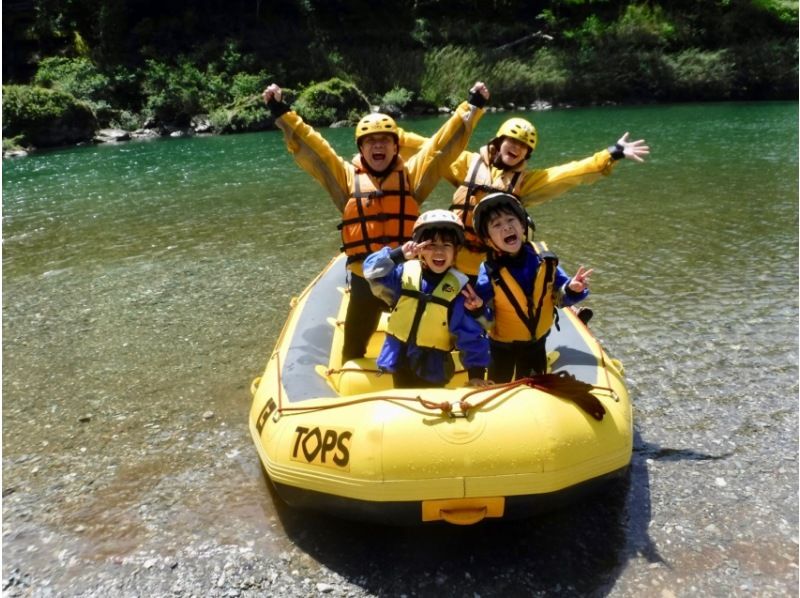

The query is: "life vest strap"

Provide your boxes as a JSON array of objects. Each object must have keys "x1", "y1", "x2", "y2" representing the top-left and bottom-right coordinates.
[
  {"x1": 338, "y1": 212, "x2": 417, "y2": 228},
  {"x1": 340, "y1": 233, "x2": 409, "y2": 251},
  {"x1": 398, "y1": 288, "x2": 451, "y2": 309}
]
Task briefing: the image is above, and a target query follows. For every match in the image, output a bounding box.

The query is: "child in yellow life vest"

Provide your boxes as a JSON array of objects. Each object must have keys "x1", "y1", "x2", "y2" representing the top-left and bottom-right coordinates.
[
  {"x1": 403, "y1": 117, "x2": 649, "y2": 277},
  {"x1": 263, "y1": 82, "x2": 490, "y2": 363},
  {"x1": 363, "y1": 210, "x2": 491, "y2": 389},
  {"x1": 472, "y1": 193, "x2": 592, "y2": 383}
]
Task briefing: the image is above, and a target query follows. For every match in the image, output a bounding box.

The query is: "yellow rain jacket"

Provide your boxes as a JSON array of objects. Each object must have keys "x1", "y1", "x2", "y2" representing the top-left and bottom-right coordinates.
[
  {"x1": 401, "y1": 138, "x2": 620, "y2": 276},
  {"x1": 274, "y1": 104, "x2": 484, "y2": 276}
]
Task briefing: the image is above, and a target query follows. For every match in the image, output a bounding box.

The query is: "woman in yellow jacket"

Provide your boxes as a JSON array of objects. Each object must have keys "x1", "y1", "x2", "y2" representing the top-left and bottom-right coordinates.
[
  {"x1": 405, "y1": 117, "x2": 650, "y2": 277},
  {"x1": 262, "y1": 82, "x2": 490, "y2": 362}
]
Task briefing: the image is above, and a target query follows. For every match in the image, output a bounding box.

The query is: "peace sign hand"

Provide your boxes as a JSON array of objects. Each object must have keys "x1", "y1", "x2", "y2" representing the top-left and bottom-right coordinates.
[
  {"x1": 402, "y1": 240, "x2": 430, "y2": 260},
  {"x1": 568, "y1": 266, "x2": 594, "y2": 293},
  {"x1": 461, "y1": 283, "x2": 483, "y2": 311}
]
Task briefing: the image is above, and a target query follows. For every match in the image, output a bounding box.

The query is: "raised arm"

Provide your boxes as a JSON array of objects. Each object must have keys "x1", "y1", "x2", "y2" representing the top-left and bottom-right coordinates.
[
  {"x1": 516, "y1": 132, "x2": 649, "y2": 208},
  {"x1": 406, "y1": 81, "x2": 490, "y2": 203},
  {"x1": 263, "y1": 83, "x2": 352, "y2": 213}
]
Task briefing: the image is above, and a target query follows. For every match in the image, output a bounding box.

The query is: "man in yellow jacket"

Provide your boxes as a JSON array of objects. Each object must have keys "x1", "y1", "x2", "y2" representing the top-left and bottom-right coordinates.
[
  {"x1": 404, "y1": 116, "x2": 650, "y2": 277},
  {"x1": 263, "y1": 82, "x2": 490, "y2": 362}
]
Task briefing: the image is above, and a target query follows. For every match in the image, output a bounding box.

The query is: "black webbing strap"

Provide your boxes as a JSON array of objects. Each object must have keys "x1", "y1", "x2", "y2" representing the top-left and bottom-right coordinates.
[
  {"x1": 399, "y1": 288, "x2": 450, "y2": 345},
  {"x1": 353, "y1": 176, "x2": 371, "y2": 251},
  {"x1": 530, "y1": 255, "x2": 555, "y2": 335},
  {"x1": 398, "y1": 172, "x2": 407, "y2": 238}
]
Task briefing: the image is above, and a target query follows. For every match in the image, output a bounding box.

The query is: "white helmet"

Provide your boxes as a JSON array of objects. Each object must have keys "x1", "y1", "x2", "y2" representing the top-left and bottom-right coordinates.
[{"x1": 412, "y1": 209, "x2": 465, "y2": 244}]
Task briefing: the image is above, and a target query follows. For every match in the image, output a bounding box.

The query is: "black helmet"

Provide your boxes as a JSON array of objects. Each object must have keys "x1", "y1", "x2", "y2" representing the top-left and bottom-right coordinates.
[{"x1": 472, "y1": 192, "x2": 532, "y2": 241}]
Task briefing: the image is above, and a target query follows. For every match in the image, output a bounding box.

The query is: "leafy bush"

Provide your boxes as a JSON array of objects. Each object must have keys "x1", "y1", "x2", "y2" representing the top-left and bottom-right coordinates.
[
  {"x1": 292, "y1": 78, "x2": 369, "y2": 126},
  {"x1": 3, "y1": 135, "x2": 27, "y2": 153},
  {"x1": 334, "y1": 48, "x2": 425, "y2": 98},
  {"x1": 420, "y1": 46, "x2": 482, "y2": 107},
  {"x1": 108, "y1": 109, "x2": 144, "y2": 131},
  {"x1": 378, "y1": 87, "x2": 414, "y2": 115},
  {"x1": 141, "y1": 59, "x2": 208, "y2": 126},
  {"x1": 209, "y1": 96, "x2": 273, "y2": 134},
  {"x1": 2, "y1": 85, "x2": 97, "y2": 147},
  {"x1": 665, "y1": 49, "x2": 735, "y2": 100},
  {"x1": 729, "y1": 39, "x2": 798, "y2": 99},
  {"x1": 612, "y1": 4, "x2": 675, "y2": 47},
  {"x1": 230, "y1": 72, "x2": 271, "y2": 102},
  {"x1": 527, "y1": 49, "x2": 570, "y2": 101},
  {"x1": 33, "y1": 57, "x2": 110, "y2": 103},
  {"x1": 487, "y1": 51, "x2": 569, "y2": 106}
]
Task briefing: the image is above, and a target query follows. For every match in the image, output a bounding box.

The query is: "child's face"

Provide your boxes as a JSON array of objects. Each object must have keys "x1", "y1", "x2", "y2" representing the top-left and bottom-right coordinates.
[
  {"x1": 360, "y1": 133, "x2": 398, "y2": 172},
  {"x1": 486, "y1": 210, "x2": 525, "y2": 254},
  {"x1": 419, "y1": 235, "x2": 456, "y2": 274},
  {"x1": 497, "y1": 137, "x2": 529, "y2": 168}
]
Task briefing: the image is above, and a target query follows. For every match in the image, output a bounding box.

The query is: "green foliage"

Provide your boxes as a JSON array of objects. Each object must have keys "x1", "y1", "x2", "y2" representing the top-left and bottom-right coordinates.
[
  {"x1": 2, "y1": 85, "x2": 97, "y2": 147},
  {"x1": 209, "y1": 96, "x2": 272, "y2": 134},
  {"x1": 420, "y1": 46, "x2": 481, "y2": 106},
  {"x1": 380, "y1": 87, "x2": 415, "y2": 111},
  {"x1": 108, "y1": 110, "x2": 144, "y2": 131},
  {"x1": 3, "y1": 0, "x2": 797, "y2": 145},
  {"x1": 665, "y1": 49, "x2": 735, "y2": 100},
  {"x1": 141, "y1": 59, "x2": 209, "y2": 126},
  {"x1": 729, "y1": 38, "x2": 799, "y2": 99},
  {"x1": 140, "y1": 47, "x2": 272, "y2": 127},
  {"x1": 73, "y1": 31, "x2": 91, "y2": 57},
  {"x1": 613, "y1": 4, "x2": 675, "y2": 46},
  {"x1": 33, "y1": 57, "x2": 110, "y2": 103},
  {"x1": 488, "y1": 51, "x2": 570, "y2": 105},
  {"x1": 3, "y1": 135, "x2": 28, "y2": 153},
  {"x1": 229, "y1": 72, "x2": 270, "y2": 102},
  {"x1": 292, "y1": 78, "x2": 369, "y2": 126},
  {"x1": 756, "y1": 0, "x2": 800, "y2": 25}
]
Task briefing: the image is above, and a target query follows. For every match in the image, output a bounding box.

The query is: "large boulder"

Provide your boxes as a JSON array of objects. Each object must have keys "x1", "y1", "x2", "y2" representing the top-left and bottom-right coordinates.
[
  {"x1": 2, "y1": 85, "x2": 97, "y2": 148},
  {"x1": 292, "y1": 79, "x2": 370, "y2": 127}
]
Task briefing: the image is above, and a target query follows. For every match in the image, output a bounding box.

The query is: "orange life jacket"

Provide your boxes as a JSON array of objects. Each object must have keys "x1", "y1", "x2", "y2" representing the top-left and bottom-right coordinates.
[
  {"x1": 487, "y1": 242, "x2": 559, "y2": 343},
  {"x1": 339, "y1": 160, "x2": 419, "y2": 264}
]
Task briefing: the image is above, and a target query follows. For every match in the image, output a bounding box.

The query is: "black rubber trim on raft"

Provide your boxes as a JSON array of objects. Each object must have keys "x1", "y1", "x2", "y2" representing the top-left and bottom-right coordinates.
[
  {"x1": 271, "y1": 466, "x2": 629, "y2": 526},
  {"x1": 280, "y1": 258, "x2": 345, "y2": 402}
]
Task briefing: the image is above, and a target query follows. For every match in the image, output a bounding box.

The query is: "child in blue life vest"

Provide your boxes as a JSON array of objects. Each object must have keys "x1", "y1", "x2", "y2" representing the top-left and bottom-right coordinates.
[
  {"x1": 472, "y1": 193, "x2": 592, "y2": 383},
  {"x1": 363, "y1": 210, "x2": 491, "y2": 389}
]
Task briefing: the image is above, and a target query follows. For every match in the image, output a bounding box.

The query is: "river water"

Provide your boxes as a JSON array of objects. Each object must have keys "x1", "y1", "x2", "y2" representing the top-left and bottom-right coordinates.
[{"x1": 3, "y1": 102, "x2": 798, "y2": 596}]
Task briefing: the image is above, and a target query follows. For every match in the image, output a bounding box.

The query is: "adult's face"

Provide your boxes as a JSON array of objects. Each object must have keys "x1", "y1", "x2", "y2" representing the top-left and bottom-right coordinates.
[{"x1": 360, "y1": 133, "x2": 398, "y2": 172}]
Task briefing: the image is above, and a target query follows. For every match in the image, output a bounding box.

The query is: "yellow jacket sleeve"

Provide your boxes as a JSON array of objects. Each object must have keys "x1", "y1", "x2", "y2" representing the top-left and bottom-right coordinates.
[
  {"x1": 517, "y1": 150, "x2": 619, "y2": 208},
  {"x1": 405, "y1": 102, "x2": 484, "y2": 205},
  {"x1": 445, "y1": 149, "x2": 476, "y2": 188},
  {"x1": 397, "y1": 127, "x2": 427, "y2": 162},
  {"x1": 274, "y1": 111, "x2": 352, "y2": 213}
]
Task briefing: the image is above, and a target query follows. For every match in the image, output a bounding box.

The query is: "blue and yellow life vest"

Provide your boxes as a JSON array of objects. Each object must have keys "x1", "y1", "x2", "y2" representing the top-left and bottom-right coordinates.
[
  {"x1": 388, "y1": 260, "x2": 465, "y2": 351},
  {"x1": 487, "y1": 242, "x2": 558, "y2": 343}
]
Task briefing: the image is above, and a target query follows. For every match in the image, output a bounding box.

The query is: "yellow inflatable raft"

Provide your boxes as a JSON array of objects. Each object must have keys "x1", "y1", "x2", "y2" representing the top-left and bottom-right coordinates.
[{"x1": 249, "y1": 254, "x2": 632, "y2": 525}]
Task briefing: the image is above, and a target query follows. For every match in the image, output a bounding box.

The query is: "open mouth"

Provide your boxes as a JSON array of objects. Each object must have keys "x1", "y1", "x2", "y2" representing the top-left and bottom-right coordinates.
[
  {"x1": 371, "y1": 152, "x2": 386, "y2": 161},
  {"x1": 503, "y1": 233, "x2": 519, "y2": 245},
  {"x1": 431, "y1": 257, "x2": 447, "y2": 268}
]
